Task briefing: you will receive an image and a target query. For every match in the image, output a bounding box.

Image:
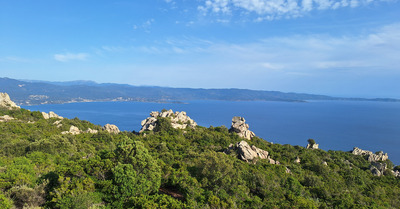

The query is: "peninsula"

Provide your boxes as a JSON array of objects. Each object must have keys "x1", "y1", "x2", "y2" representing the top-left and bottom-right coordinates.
[{"x1": 1, "y1": 77, "x2": 398, "y2": 105}]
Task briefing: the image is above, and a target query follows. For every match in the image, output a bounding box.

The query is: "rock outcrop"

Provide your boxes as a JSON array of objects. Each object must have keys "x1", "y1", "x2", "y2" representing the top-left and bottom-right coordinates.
[
  {"x1": 140, "y1": 110, "x2": 197, "y2": 133},
  {"x1": 392, "y1": 170, "x2": 400, "y2": 178},
  {"x1": 0, "y1": 93, "x2": 20, "y2": 109},
  {"x1": 53, "y1": 120, "x2": 63, "y2": 128},
  {"x1": 0, "y1": 115, "x2": 15, "y2": 122},
  {"x1": 229, "y1": 117, "x2": 256, "y2": 140},
  {"x1": 370, "y1": 162, "x2": 387, "y2": 177},
  {"x1": 42, "y1": 111, "x2": 64, "y2": 120},
  {"x1": 352, "y1": 147, "x2": 388, "y2": 162},
  {"x1": 224, "y1": 140, "x2": 278, "y2": 164},
  {"x1": 306, "y1": 143, "x2": 319, "y2": 149},
  {"x1": 62, "y1": 126, "x2": 81, "y2": 135},
  {"x1": 85, "y1": 128, "x2": 98, "y2": 134},
  {"x1": 62, "y1": 126, "x2": 98, "y2": 135},
  {"x1": 103, "y1": 124, "x2": 120, "y2": 134}
]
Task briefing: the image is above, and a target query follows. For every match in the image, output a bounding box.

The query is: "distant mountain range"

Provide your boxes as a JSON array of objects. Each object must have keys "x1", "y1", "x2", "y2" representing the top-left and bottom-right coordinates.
[{"x1": 0, "y1": 77, "x2": 398, "y2": 105}]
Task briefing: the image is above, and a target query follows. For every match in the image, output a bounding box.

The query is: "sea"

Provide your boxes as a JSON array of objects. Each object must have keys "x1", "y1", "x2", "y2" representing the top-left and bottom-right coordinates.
[{"x1": 23, "y1": 100, "x2": 400, "y2": 165}]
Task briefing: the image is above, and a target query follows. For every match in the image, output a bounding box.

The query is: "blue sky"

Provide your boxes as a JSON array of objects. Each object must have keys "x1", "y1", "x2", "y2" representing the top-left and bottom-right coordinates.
[{"x1": 1, "y1": 0, "x2": 399, "y2": 98}]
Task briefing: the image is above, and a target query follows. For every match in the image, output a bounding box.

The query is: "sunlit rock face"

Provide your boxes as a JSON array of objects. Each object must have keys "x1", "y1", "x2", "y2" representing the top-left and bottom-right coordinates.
[
  {"x1": 0, "y1": 93, "x2": 20, "y2": 109},
  {"x1": 352, "y1": 147, "x2": 389, "y2": 162},
  {"x1": 306, "y1": 143, "x2": 319, "y2": 150},
  {"x1": 42, "y1": 111, "x2": 64, "y2": 120},
  {"x1": 103, "y1": 124, "x2": 121, "y2": 134},
  {"x1": 224, "y1": 140, "x2": 279, "y2": 164},
  {"x1": 140, "y1": 109, "x2": 197, "y2": 133},
  {"x1": 229, "y1": 116, "x2": 256, "y2": 140}
]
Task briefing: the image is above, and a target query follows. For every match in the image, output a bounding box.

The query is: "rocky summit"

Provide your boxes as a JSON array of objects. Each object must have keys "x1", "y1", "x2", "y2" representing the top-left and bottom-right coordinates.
[
  {"x1": 306, "y1": 143, "x2": 319, "y2": 150},
  {"x1": 42, "y1": 111, "x2": 64, "y2": 120},
  {"x1": 103, "y1": 124, "x2": 121, "y2": 134},
  {"x1": 352, "y1": 147, "x2": 389, "y2": 162},
  {"x1": 229, "y1": 116, "x2": 256, "y2": 140},
  {"x1": 0, "y1": 93, "x2": 20, "y2": 109},
  {"x1": 140, "y1": 109, "x2": 197, "y2": 133}
]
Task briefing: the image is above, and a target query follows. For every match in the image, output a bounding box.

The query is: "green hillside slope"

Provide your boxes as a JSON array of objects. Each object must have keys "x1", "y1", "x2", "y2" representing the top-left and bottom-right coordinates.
[{"x1": 0, "y1": 106, "x2": 399, "y2": 209}]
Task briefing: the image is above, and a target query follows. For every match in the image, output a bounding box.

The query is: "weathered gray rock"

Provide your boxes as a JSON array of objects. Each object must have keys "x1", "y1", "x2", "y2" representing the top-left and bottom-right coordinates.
[
  {"x1": 61, "y1": 126, "x2": 99, "y2": 135},
  {"x1": 61, "y1": 125, "x2": 81, "y2": 135},
  {"x1": 370, "y1": 166, "x2": 382, "y2": 176},
  {"x1": 392, "y1": 170, "x2": 400, "y2": 178},
  {"x1": 103, "y1": 124, "x2": 120, "y2": 134},
  {"x1": 0, "y1": 115, "x2": 15, "y2": 122},
  {"x1": 306, "y1": 143, "x2": 319, "y2": 149},
  {"x1": 224, "y1": 140, "x2": 278, "y2": 164},
  {"x1": 0, "y1": 93, "x2": 20, "y2": 109},
  {"x1": 85, "y1": 128, "x2": 98, "y2": 134},
  {"x1": 294, "y1": 157, "x2": 301, "y2": 164},
  {"x1": 53, "y1": 120, "x2": 63, "y2": 128},
  {"x1": 229, "y1": 116, "x2": 256, "y2": 140},
  {"x1": 285, "y1": 167, "x2": 291, "y2": 174},
  {"x1": 237, "y1": 141, "x2": 269, "y2": 161},
  {"x1": 368, "y1": 151, "x2": 389, "y2": 162},
  {"x1": 139, "y1": 110, "x2": 197, "y2": 133},
  {"x1": 370, "y1": 162, "x2": 387, "y2": 176},
  {"x1": 42, "y1": 111, "x2": 63, "y2": 120},
  {"x1": 352, "y1": 147, "x2": 389, "y2": 162}
]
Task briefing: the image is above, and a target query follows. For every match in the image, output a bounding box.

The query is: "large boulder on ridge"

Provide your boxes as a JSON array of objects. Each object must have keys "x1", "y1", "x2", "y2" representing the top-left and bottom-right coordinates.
[
  {"x1": 140, "y1": 109, "x2": 197, "y2": 133},
  {"x1": 0, "y1": 93, "x2": 20, "y2": 109},
  {"x1": 352, "y1": 147, "x2": 389, "y2": 162},
  {"x1": 229, "y1": 116, "x2": 256, "y2": 140},
  {"x1": 61, "y1": 125, "x2": 81, "y2": 135},
  {"x1": 103, "y1": 124, "x2": 120, "y2": 134},
  {"x1": 42, "y1": 111, "x2": 64, "y2": 120},
  {"x1": 224, "y1": 140, "x2": 278, "y2": 164}
]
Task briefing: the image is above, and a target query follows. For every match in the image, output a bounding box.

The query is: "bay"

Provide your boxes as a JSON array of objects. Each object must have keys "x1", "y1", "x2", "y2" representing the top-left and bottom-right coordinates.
[{"x1": 23, "y1": 100, "x2": 400, "y2": 165}]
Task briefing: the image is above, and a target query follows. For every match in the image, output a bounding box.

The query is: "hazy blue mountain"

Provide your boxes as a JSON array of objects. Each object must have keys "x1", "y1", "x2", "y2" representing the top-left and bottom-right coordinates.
[{"x1": 0, "y1": 77, "x2": 398, "y2": 105}]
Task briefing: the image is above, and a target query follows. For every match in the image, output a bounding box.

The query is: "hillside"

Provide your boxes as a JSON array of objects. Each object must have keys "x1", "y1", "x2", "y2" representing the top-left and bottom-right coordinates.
[
  {"x1": 0, "y1": 97, "x2": 399, "y2": 208},
  {"x1": 3, "y1": 77, "x2": 398, "y2": 106}
]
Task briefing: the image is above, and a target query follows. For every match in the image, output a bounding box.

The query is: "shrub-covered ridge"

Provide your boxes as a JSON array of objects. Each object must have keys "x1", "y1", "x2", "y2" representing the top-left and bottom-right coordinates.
[{"x1": 0, "y1": 106, "x2": 399, "y2": 209}]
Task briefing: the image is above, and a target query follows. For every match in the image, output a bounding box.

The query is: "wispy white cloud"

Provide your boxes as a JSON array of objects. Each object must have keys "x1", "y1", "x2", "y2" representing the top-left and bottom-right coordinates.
[
  {"x1": 198, "y1": 0, "x2": 387, "y2": 20},
  {"x1": 133, "y1": 19, "x2": 155, "y2": 33},
  {"x1": 114, "y1": 22, "x2": 400, "y2": 94},
  {"x1": 53, "y1": 52, "x2": 89, "y2": 62},
  {"x1": 98, "y1": 23, "x2": 400, "y2": 73},
  {"x1": 0, "y1": 56, "x2": 30, "y2": 63}
]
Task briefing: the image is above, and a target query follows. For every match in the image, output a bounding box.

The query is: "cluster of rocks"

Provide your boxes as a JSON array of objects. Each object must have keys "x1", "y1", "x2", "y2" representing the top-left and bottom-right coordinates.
[
  {"x1": 61, "y1": 126, "x2": 98, "y2": 135},
  {"x1": 61, "y1": 124, "x2": 121, "y2": 135},
  {"x1": 42, "y1": 111, "x2": 64, "y2": 120},
  {"x1": 0, "y1": 93, "x2": 20, "y2": 109},
  {"x1": 370, "y1": 162, "x2": 388, "y2": 177},
  {"x1": 224, "y1": 140, "x2": 279, "y2": 164},
  {"x1": 352, "y1": 147, "x2": 389, "y2": 162},
  {"x1": 53, "y1": 120, "x2": 63, "y2": 128},
  {"x1": 369, "y1": 162, "x2": 400, "y2": 178},
  {"x1": 393, "y1": 169, "x2": 400, "y2": 178},
  {"x1": 140, "y1": 110, "x2": 197, "y2": 133},
  {"x1": 306, "y1": 143, "x2": 319, "y2": 150},
  {"x1": 351, "y1": 147, "x2": 400, "y2": 177},
  {"x1": 103, "y1": 124, "x2": 120, "y2": 134},
  {"x1": 229, "y1": 116, "x2": 256, "y2": 140},
  {"x1": 0, "y1": 115, "x2": 15, "y2": 122}
]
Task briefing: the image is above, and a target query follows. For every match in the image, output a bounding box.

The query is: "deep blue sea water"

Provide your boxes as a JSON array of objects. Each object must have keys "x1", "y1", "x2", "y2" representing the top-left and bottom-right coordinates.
[{"x1": 23, "y1": 100, "x2": 400, "y2": 165}]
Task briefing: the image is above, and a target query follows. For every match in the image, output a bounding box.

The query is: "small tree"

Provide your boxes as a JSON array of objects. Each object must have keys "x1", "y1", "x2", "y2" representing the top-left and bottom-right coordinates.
[
  {"x1": 112, "y1": 140, "x2": 161, "y2": 207},
  {"x1": 307, "y1": 139, "x2": 316, "y2": 145}
]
